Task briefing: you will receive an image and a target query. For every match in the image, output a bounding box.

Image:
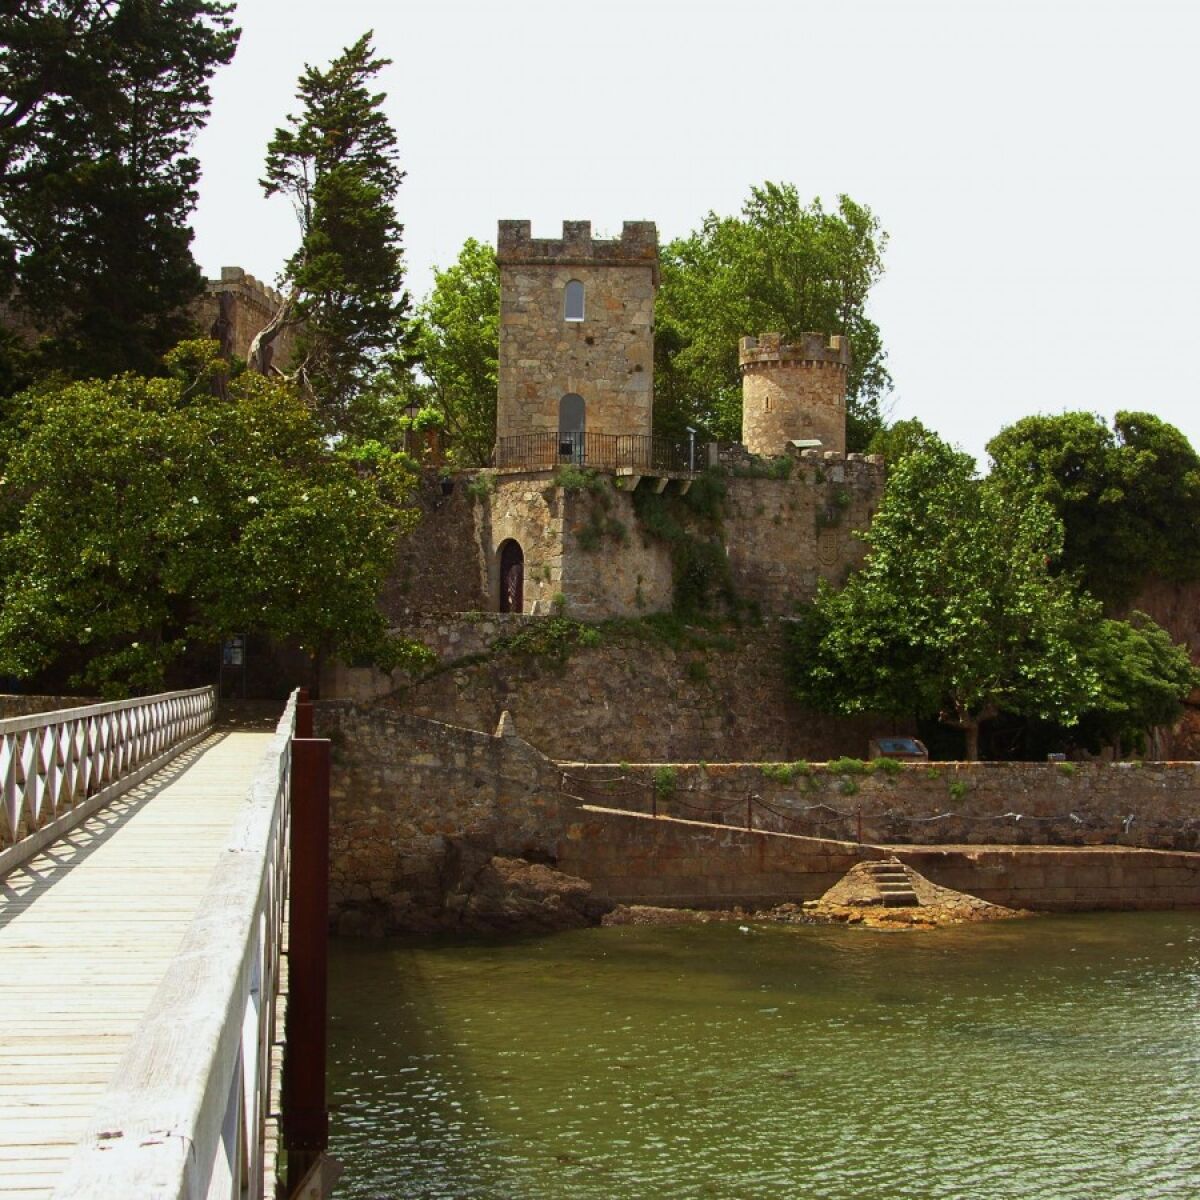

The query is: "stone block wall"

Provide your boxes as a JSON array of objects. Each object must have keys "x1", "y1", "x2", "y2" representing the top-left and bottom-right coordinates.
[
  {"x1": 196, "y1": 267, "x2": 298, "y2": 369},
  {"x1": 739, "y1": 333, "x2": 851, "y2": 456},
  {"x1": 372, "y1": 621, "x2": 902, "y2": 762},
  {"x1": 318, "y1": 702, "x2": 571, "y2": 933},
  {"x1": 722, "y1": 452, "x2": 884, "y2": 611},
  {"x1": 0, "y1": 695, "x2": 100, "y2": 719},
  {"x1": 560, "y1": 759, "x2": 1200, "y2": 851},
  {"x1": 496, "y1": 221, "x2": 657, "y2": 444},
  {"x1": 319, "y1": 704, "x2": 1200, "y2": 930}
]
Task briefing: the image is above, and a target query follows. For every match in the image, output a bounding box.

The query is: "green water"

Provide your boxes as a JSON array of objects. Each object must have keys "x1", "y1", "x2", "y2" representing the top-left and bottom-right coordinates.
[{"x1": 329, "y1": 914, "x2": 1200, "y2": 1199}]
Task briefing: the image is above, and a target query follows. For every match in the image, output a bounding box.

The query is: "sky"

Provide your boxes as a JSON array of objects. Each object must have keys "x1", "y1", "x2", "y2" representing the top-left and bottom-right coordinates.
[{"x1": 190, "y1": 0, "x2": 1200, "y2": 468}]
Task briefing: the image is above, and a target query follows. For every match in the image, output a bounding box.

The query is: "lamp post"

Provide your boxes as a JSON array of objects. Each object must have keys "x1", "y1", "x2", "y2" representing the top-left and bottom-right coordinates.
[
  {"x1": 404, "y1": 397, "x2": 421, "y2": 456},
  {"x1": 686, "y1": 426, "x2": 697, "y2": 473}
]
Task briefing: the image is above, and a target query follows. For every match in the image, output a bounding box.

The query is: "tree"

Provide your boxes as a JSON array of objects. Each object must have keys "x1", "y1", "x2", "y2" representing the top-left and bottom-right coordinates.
[
  {"x1": 412, "y1": 238, "x2": 499, "y2": 466},
  {"x1": 0, "y1": 340, "x2": 427, "y2": 695},
  {"x1": 0, "y1": 0, "x2": 239, "y2": 380},
  {"x1": 987, "y1": 411, "x2": 1200, "y2": 608},
  {"x1": 655, "y1": 183, "x2": 890, "y2": 449},
  {"x1": 865, "y1": 417, "x2": 944, "y2": 464},
  {"x1": 262, "y1": 31, "x2": 410, "y2": 436},
  {"x1": 789, "y1": 442, "x2": 1100, "y2": 760},
  {"x1": 1072, "y1": 613, "x2": 1198, "y2": 757}
]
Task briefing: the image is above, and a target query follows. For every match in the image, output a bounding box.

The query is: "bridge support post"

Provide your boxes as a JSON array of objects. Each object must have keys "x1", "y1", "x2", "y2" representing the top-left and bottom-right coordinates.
[{"x1": 285, "y1": 733, "x2": 331, "y2": 1194}]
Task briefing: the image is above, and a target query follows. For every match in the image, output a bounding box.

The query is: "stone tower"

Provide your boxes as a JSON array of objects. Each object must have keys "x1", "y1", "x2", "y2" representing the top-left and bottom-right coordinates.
[
  {"x1": 738, "y1": 332, "x2": 851, "y2": 456},
  {"x1": 495, "y1": 220, "x2": 658, "y2": 450}
]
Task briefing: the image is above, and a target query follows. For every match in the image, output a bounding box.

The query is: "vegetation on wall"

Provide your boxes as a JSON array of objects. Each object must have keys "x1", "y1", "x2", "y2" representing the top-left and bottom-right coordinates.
[{"x1": 631, "y1": 473, "x2": 735, "y2": 617}]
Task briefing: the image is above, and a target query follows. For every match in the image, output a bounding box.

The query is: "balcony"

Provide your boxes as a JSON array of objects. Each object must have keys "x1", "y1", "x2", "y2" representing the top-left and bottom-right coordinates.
[{"x1": 494, "y1": 431, "x2": 701, "y2": 477}]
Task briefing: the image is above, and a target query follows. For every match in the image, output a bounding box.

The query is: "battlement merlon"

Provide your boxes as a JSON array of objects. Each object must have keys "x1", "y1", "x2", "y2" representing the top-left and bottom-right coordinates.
[
  {"x1": 206, "y1": 266, "x2": 286, "y2": 314},
  {"x1": 739, "y1": 332, "x2": 852, "y2": 371},
  {"x1": 497, "y1": 220, "x2": 659, "y2": 281}
]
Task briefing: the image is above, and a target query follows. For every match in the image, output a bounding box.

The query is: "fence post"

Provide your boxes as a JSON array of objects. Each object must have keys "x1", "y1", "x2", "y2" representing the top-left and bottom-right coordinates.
[
  {"x1": 296, "y1": 687, "x2": 315, "y2": 739},
  {"x1": 746, "y1": 793, "x2": 754, "y2": 832},
  {"x1": 857, "y1": 808, "x2": 863, "y2": 844},
  {"x1": 285, "y1": 734, "x2": 331, "y2": 1192}
]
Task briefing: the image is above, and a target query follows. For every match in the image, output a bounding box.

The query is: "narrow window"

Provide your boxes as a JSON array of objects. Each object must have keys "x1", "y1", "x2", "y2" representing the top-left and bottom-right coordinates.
[{"x1": 564, "y1": 279, "x2": 584, "y2": 322}]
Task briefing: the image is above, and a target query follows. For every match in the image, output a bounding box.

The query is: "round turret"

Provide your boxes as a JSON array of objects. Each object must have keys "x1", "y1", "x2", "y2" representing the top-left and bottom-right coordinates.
[{"x1": 739, "y1": 332, "x2": 851, "y2": 456}]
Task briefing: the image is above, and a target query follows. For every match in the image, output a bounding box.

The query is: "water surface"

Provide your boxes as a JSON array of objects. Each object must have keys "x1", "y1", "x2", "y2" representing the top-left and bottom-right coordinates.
[{"x1": 329, "y1": 913, "x2": 1200, "y2": 1199}]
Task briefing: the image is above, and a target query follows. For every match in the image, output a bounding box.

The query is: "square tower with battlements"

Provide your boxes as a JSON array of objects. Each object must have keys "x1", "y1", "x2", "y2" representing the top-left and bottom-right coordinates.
[{"x1": 495, "y1": 220, "x2": 658, "y2": 457}]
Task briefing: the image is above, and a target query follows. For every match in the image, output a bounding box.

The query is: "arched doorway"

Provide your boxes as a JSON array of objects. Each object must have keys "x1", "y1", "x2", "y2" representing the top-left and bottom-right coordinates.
[
  {"x1": 559, "y1": 393, "x2": 585, "y2": 463},
  {"x1": 498, "y1": 539, "x2": 524, "y2": 613}
]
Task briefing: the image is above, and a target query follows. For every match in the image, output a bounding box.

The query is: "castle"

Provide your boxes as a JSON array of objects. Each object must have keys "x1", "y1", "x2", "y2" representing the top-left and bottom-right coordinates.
[{"x1": 386, "y1": 219, "x2": 886, "y2": 624}]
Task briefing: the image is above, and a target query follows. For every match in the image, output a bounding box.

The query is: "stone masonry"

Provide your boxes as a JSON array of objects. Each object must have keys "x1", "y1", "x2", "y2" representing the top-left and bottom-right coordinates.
[
  {"x1": 196, "y1": 267, "x2": 298, "y2": 370},
  {"x1": 318, "y1": 703, "x2": 1200, "y2": 932},
  {"x1": 740, "y1": 333, "x2": 851, "y2": 456},
  {"x1": 496, "y1": 220, "x2": 657, "y2": 444}
]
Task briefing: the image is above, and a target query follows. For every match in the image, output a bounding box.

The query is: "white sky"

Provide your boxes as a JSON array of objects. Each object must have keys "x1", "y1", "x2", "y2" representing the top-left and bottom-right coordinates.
[{"x1": 191, "y1": 0, "x2": 1200, "y2": 468}]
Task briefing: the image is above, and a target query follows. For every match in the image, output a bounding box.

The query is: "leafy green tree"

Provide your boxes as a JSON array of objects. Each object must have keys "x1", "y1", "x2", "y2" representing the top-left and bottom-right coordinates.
[
  {"x1": 655, "y1": 183, "x2": 889, "y2": 449},
  {"x1": 789, "y1": 443, "x2": 1100, "y2": 760},
  {"x1": 412, "y1": 237, "x2": 499, "y2": 466},
  {"x1": 1072, "y1": 613, "x2": 1198, "y2": 756},
  {"x1": 865, "y1": 417, "x2": 945, "y2": 464},
  {"x1": 262, "y1": 31, "x2": 410, "y2": 436},
  {"x1": 987, "y1": 411, "x2": 1200, "y2": 608},
  {"x1": 0, "y1": 341, "x2": 427, "y2": 695},
  {"x1": 0, "y1": 0, "x2": 239, "y2": 380}
]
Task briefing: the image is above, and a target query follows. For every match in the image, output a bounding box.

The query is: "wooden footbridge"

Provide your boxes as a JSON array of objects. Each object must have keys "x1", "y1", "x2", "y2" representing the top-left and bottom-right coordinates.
[{"x1": 0, "y1": 688, "x2": 333, "y2": 1199}]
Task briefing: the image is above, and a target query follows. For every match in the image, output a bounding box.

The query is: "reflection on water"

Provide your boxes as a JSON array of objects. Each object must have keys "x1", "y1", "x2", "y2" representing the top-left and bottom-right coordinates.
[{"x1": 329, "y1": 913, "x2": 1200, "y2": 1199}]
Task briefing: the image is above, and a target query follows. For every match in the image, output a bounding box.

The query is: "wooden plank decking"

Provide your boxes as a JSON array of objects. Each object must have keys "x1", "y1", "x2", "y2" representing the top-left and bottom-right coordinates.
[{"x1": 0, "y1": 731, "x2": 273, "y2": 1199}]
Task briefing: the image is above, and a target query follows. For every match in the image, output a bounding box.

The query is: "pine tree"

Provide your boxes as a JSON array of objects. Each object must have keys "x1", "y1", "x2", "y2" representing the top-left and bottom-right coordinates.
[
  {"x1": 262, "y1": 31, "x2": 410, "y2": 436},
  {"x1": 0, "y1": 0, "x2": 239, "y2": 379}
]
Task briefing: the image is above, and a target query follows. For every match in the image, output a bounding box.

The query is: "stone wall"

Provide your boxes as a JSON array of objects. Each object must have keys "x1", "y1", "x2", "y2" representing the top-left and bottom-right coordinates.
[
  {"x1": 560, "y1": 759, "x2": 1200, "y2": 851},
  {"x1": 331, "y1": 620, "x2": 901, "y2": 761},
  {"x1": 381, "y1": 472, "x2": 489, "y2": 620},
  {"x1": 319, "y1": 703, "x2": 1200, "y2": 930},
  {"x1": 739, "y1": 333, "x2": 851, "y2": 456},
  {"x1": 496, "y1": 221, "x2": 657, "y2": 443},
  {"x1": 318, "y1": 702, "x2": 572, "y2": 933},
  {"x1": 196, "y1": 267, "x2": 298, "y2": 369},
  {"x1": 722, "y1": 452, "x2": 883, "y2": 612},
  {"x1": 380, "y1": 452, "x2": 884, "y2": 622}
]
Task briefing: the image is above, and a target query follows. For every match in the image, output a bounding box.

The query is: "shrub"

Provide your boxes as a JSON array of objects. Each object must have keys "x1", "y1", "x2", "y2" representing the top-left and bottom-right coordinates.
[{"x1": 652, "y1": 765, "x2": 677, "y2": 797}]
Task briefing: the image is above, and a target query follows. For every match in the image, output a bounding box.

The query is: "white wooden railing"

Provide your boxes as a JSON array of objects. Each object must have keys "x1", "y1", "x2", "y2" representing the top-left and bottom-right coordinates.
[
  {"x1": 53, "y1": 690, "x2": 299, "y2": 1200},
  {"x1": 0, "y1": 687, "x2": 216, "y2": 877}
]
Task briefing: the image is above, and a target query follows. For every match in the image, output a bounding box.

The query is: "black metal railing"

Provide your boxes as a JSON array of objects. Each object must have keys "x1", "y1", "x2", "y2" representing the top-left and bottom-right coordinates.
[{"x1": 494, "y1": 431, "x2": 700, "y2": 475}]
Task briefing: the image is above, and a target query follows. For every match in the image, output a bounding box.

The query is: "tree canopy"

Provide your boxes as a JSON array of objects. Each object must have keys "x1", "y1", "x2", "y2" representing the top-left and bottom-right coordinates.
[
  {"x1": 262, "y1": 31, "x2": 411, "y2": 436},
  {"x1": 0, "y1": 341, "x2": 427, "y2": 695},
  {"x1": 410, "y1": 238, "x2": 499, "y2": 467},
  {"x1": 789, "y1": 441, "x2": 1103, "y2": 759},
  {"x1": 987, "y1": 410, "x2": 1200, "y2": 608},
  {"x1": 655, "y1": 184, "x2": 890, "y2": 450},
  {"x1": 0, "y1": 0, "x2": 239, "y2": 381}
]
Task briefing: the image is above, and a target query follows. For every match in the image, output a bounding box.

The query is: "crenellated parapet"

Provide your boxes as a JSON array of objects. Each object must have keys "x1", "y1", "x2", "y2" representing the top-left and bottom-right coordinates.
[
  {"x1": 498, "y1": 220, "x2": 658, "y2": 278},
  {"x1": 197, "y1": 266, "x2": 297, "y2": 369},
  {"x1": 739, "y1": 331, "x2": 852, "y2": 456},
  {"x1": 738, "y1": 332, "x2": 851, "y2": 372}
]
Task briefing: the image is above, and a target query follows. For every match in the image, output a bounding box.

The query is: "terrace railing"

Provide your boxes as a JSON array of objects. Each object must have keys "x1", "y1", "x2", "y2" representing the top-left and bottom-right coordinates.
[
  {"x1": 495, "y1": 431, "x2": 700, "y2": 475},
  {"x1": 0, "y1": 686, "x2": 216, "y2": 877}
]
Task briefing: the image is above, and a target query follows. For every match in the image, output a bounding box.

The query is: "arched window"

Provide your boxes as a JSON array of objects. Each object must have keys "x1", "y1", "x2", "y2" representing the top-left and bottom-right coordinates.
[{"x1": 564, "y1": 279, "x2": 584, "y2": 322}]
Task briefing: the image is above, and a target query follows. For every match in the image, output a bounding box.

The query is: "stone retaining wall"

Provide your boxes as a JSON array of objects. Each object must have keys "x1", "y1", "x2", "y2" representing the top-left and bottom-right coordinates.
[
  {"x1": 318, "y1": 703, "x2": 1200, "y2": 932},
  {"x1": 560, "y1": 759, "x2": 1200, "y2": 851},
  {"x1": 0, "y1": 694, "x2": 99, "y2": 719}
]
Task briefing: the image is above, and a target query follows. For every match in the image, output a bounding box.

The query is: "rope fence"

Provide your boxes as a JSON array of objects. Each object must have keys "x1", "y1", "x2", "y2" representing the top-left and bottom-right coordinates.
[{"x1": 558, "y1": 770, "x2": 1180, "y2": 845}]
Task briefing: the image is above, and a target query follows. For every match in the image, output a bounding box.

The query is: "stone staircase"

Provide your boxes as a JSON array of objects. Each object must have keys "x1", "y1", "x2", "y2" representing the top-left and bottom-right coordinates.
[{"x1": 861, "y1": 857, "x2": 920, "y2": 907}]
